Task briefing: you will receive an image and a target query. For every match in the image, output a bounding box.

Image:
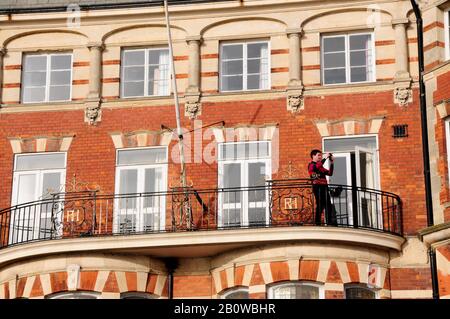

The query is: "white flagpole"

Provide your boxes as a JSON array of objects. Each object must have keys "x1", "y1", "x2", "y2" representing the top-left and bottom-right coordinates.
[{"x1": 163, "y1": 0, "x2": 187, "y2": 189}]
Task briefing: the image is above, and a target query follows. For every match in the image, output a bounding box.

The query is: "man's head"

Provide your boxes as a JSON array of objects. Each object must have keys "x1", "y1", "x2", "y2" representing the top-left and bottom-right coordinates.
[{"x1": 310, "y1": 149, "x2": 323, "y2": 162}]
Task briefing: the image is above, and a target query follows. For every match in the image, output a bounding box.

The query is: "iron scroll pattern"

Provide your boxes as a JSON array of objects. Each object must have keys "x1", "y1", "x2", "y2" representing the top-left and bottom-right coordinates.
[{"x1": 268, "y1": 180, "x2": 315, "y2": 225}]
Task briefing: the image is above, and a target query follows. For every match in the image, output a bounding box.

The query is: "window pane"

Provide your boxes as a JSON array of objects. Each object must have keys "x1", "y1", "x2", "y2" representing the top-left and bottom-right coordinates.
[
  {"x1": 221, "y1": 75, "x2": 243, "y2": 91},
  {"x1": 117, "y1": 148, "x2": 167, "y2": 166},
  {"x1": 323, "y1": 36, "x2": 345, "y2": 52},
  {"x1": 324, "y1": 69, "x2": 346, "y2": 84},
  {"x1": 350, "y1": 66, "x2": 368, "y2": 82},
  {"x1": 49, "y1": 86, "x2": 70, "y2": 101},
  {"x1": 42, "y1": 172, "x2": 62, "y2": 198},
  {"x1": 124, "y1": 66, "x2": 145, "y2": 81},
  {"x1": 324, "y1": 52, "x2": 346, "y2": 69},
  {"x1": 25, "y1": 56, "x2": 47, "y2": 71},
  {"x1": 346, "y1": 287, "x2": 375, "y2": 299},
  {"x1": 323, "y1": 136, "x2": 377, "y2": 152},
  {"x1": 123, "y1": 82, "x2": 145, "y2": 97},
  {"x1": 219, "y1": 142, "x2": 270, "y2": 160},
  {"x1": 16, "y1": 174, "x2": 37, "y2": 204},
  {"x1": 50, "y1": 70, "x2": 71, "y2": 85},
  {"x1": 51, "y1": 55, "x2": 72, "y2": 70},
  {"x1": 350, "y1": 51, "x2": 368, "y2": 67},
  {"x1": 350, "y1": 34, "x2": 371, "y2": 50},
  {"x1": 148, "y1": 50, "x2": 168, "y2": 65},
  {"x1": 24, "y1": 72, "x2": 46, "y2": 87},
  {"x1": 223, "y1": 163, "x2": 241, "y2": 188},
  {"x1": 247, "y1": 74, "x2": 261, "y2": 90},
  {"x1": 248, "y1": 43, "x2": 267, "y2": 58},
  {"x1": 123, "y1": 50, "x2": 145, "y2": 66},
  {"x1": 22, "y1": 87, "x2": 46, "y2": 103},
  {"x1": 296, "y1": 285, "x2": 319, "y2": 299},
  {"x1": 224, "y1": 290, "x2": 249, "y2": 299},
  {"x1": 222, "y1": 60, "x2": 243, "y2": 75},
  {"x1": 247, "y1": 59, "x2": 261, "y2": 74},
  {"x1": 222, "y1": 45, "x2": 243, "y2": 60},
  {"x1": 16, "y1": 153, "x2": 66, "y2": 171}
]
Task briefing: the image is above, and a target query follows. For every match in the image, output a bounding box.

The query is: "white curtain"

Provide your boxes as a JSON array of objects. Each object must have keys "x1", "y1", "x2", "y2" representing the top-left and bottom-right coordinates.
[{"x1": 158, "y1": 50, "x2": 170, "y2": 95}]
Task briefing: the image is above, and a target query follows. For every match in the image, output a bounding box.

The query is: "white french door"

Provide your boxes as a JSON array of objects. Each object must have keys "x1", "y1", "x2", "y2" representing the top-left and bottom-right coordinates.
[
  {"x1": 326, "y1": 153, "x2": 352, "y2": 225},
  {"x1": 355, "y1": 146, "x2": 382, "y2": 229},
  {"x1": 10, "y1": 169, "x2": 65, "y2": 244},
  {"x1": 218, "y1": 159, "x2": 271, "y2": 227},
  {"x1": 114, "y1": 164, "x2": 167, "y2": 233}
]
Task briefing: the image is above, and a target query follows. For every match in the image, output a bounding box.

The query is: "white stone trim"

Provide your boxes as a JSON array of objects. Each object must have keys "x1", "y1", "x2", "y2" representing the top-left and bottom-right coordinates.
[
  {"x1": 36, "y1": 138, "x2": 47, "y2": 152},
  {"x1": 212, "y1": 270, "x2": 222, "y2": 293},
  {"x1": 22, "y1": 275, "x2": 35, "y2": 298},
  {"x1": 115, "y1": 271, "x2": 128, "y2": 293},
  {"x1": 369, "y1": 118, "x2": 384, "y2": 133},
  {"x1": 390, "y1": 290, "x2": 433, "y2": 299},
  {"x1": 315, "y1": 122, "x2": 330, "y2": 137},
  {"x1": 154, "y1": 275, "x2": 167, "y2": 296},
  {"x1": 40, "y1": 273, "x2": 52, "y2": 296},
  {"x1": 110, "y1": 133, "x2": 124, "y2": 149},
  {"x1": 60, "y1": 136, "x2": 74, "y2": 151},
  {"x1": 225, "y1": 267, "x2": 234, "y2": 288},
  {"x1": 436, "y1": 250, "x2": 450, "y2": 275},
  {"x1": 67, "y1": 264, "x2": 80, "y2": 291},
  {"x1": 136, "y1": 133, "x2": 147, "y2": 147},
  {"x1": 242, "y1": 264, "x2": 255, "y2": 287},
  {"x1": 8, "y1": 280, "x2": 16, "y2": 299},
  {"x1": 287, "y1": 259, "x2": 299, "y2": 281},
  {"x1": 159, "y1": 131, "x2": 173, "y2": 146},
  {"x1": 259, "y1": 262, "x2": 273, "y2": 284},
  {"x1": 336, "y1": 261, "x2": 350, "y2": 283},
  {"x1": 317, "y1": 260, "x2": 331, "y2": 283},
  {"x1": 94, "y1": 271, "x2": 110, "y2": 292},
  {"x1": 249, "y1": 284, "x2": 266, "y2": 294},
  {"x1": 324, "y1": 283, "x2": 344, "y2": 291},
  {"x1": 343, "y1": 121, "x2": 355, "y2": 135},
  {"x1": 0, "y1": 227, "x2": 405, "y2": 268},
  {"x1": 358, "y1": 263, "x2": 370, "y2": 284},
  {"x1": 136, "y1": 272, "x2": 148, "y2": 292},
  {"x1": 9, "y1": 139, "x2": 22, "y2": 154},
  {"x1": 101, "y1": 292, "x2": 120, "y2": 299}
]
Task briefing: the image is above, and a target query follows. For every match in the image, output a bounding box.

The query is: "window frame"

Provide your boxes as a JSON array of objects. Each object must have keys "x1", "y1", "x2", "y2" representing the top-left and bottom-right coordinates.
[
  {"x1": 445, "y1": 9, "x2": 450, "y2": 61},
  {"x1": 46, "y1": 291, "x2": 101, "y2": 299},
  {"x1": 21, "y1": 52, "x2": 73, "y2": 104},
  {"x1": 445, "y1": 118, "x2": 450, "y2": 187},
  {"x1": 219, "y1": 40, "x2": 271, "y2": 92},
  {"x1": 114, "y1": 146, "x2": 168, "y2": 233},
  {"x1": 217, "y1": 141, "x2": 272, "y2": 227},
  {"x1": 268, "y1": 281, "x2": 325, "y2": 299},
  {"x1": 120, "y1": 47, "x2": 171, "y2": 99},
  {"x1": 220, "y1": 287, "x2": 249, "y2": 299},
  {"x1": 321, "y1": 31, "x2": 376, "y2": 86},
  {"x1": 344, "y1": 284, "x2": 379, "y2": 299}
]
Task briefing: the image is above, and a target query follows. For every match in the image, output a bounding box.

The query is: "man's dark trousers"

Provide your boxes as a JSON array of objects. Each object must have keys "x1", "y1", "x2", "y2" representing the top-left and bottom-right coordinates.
[{"x1": 312, "y1": 184, "x2": 337, "y2": 225}]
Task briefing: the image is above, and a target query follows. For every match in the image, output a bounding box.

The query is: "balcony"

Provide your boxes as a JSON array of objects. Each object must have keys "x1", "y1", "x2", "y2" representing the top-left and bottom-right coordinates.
[{"x1": 0, "y1": 179, "x2": 402, "y2": 254}]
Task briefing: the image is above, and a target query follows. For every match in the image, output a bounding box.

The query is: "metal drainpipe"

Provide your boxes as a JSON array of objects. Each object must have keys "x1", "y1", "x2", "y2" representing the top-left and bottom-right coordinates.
[
  {"x1": 164, "y1": 258, "x2": 179, "y2": 299},
  {"x1": 409, "y1": 0, "x2": 439, "y2": 299}
]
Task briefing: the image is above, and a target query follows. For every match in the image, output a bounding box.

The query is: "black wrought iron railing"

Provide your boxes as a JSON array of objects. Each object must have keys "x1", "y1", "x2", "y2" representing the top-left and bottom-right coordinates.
[{"x1": 0, "y1": 179, "x2": 402, "y2": 249}]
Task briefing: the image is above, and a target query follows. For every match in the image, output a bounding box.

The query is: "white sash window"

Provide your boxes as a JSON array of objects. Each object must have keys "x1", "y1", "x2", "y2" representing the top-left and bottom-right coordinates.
[
  {"x1": 218, "y1": 141, "x2": 271, "y2": 227},
  {"x1": 10, "y1": 153, "x2": 66, "y2": 244},
  {"x1": 114, "y1": 147, "x2": 168, "y2": 233}
]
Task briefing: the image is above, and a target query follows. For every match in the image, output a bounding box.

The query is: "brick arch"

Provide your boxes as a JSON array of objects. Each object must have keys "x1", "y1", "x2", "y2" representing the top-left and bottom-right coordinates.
[
  {"x1": 211, "y1": 259, "x2": 388, "y2": 299},
  {"x1": 8, "y1": 134, "x2": 75, "y2": 154},
  {"x1": 0, "y1": 270, "x2": 168, "y2": 299}
]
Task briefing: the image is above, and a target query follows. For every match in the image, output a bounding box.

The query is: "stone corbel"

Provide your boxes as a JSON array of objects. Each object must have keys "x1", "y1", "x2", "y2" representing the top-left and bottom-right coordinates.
[
  {"x1": 286, "y1": 88, "x2": 304, "y2": 113},
  {"x1": 393, "y1": 81, "x2": 413, "y2": 107},
  {"x1": 84, "y1": 99, "x2": 102, "y2": 125},
  {"x1": 184, "y1": 92, "x2": 201, "y2": 119}
]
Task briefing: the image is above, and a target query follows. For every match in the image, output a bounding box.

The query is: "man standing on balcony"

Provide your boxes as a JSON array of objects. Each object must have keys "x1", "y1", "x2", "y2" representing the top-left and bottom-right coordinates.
[{"x1": 308, "y1": 150, "x2": 337, "y2": 226}]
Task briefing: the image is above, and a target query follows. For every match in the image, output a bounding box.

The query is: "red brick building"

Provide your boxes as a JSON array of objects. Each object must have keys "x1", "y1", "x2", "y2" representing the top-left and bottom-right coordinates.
[{"x1": 0, "y1": 0, "x2": 447, "y2": 299}]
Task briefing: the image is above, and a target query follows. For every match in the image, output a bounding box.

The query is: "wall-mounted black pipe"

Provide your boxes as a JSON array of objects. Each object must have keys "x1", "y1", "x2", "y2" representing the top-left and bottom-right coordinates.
[
  {"x1": 164, "y1": 257, "x2": 179, "y2": 299},
  {"x1": 409, "y1": 0, "x2": 439, "y2": 300},
  {"x1": 0, "y1": 0, "x2": 235, "y2": 15}
]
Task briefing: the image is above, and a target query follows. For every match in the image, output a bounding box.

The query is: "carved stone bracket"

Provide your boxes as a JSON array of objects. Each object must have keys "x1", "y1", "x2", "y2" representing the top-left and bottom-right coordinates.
[
  {"x1": 394, "y1": 85, "x2": 413, "y2": 107},
  {"x1": 287, "y1": 87, "x2": 304, "y2": 113},
  {"x1": 184, "y1": 92, "x2": 201, "y2": 119},
  {"x1": 85, "y1": 99, "x2": 102, "y2": 125}
]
